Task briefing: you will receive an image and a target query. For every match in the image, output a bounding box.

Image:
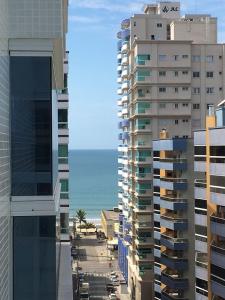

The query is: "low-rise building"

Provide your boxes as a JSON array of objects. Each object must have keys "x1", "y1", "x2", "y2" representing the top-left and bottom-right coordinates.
[{"x1": 101, "y1": 210, "x2": 119, "y2": 240}]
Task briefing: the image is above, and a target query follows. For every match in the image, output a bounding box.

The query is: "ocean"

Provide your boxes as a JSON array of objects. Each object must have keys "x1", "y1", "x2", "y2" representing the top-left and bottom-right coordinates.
[{"x1": 69, "y1": 150, "x2": 118, "y2": 220}]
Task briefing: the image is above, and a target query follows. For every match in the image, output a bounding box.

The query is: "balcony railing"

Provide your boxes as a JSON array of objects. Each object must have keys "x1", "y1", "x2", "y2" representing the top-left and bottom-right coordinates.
[
  {"x1": 162, "y1": 288, "x2": 188, "y2": 300},
  {"x1": 58, "y1": 122, "x2": 68, "y2": 129},
  {"x1": 161, "y1": 270, "x2": 188, "y2": 289}
]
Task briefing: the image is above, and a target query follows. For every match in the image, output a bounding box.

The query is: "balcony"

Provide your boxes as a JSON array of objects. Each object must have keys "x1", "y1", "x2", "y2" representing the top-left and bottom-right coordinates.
[
  {"x1": 117, "y1": 65, "x2": 122, "y2": 72},
  {"x1": 122, "y1": 94, "x2": 128, "y2": 102},
  {"x1": 122, "y1": 56, "x2": 128, "y2": 65},
  {"x1": 161, "y1": 251, "x2": 188, "y2": 271},
  {"x1": 162, "y1": 288, "x2": 188, "y2": 300},
  {"x1": 134, "y1": 124, "x2": 152, "y2": 133},
  {"x1": 122, "y1": 81, "x2": 129, "y2": 90},
  {"x1": 135, "y1": 221, "x2": 152, "y2": 230},
  {"x1": 135, "y1": 141, "x2": 151, "y2": 149},
  {"x1": 135, "y1": 237, "x2": 153, "y2": 246},
  {"x1": 122, "y1": 68, "x2": 128, "y2": 78},
  {"x1": 117, "y1": 88, "x2": 122, "y2": 95},
  {"x1": 135, "y1": 251, "x2": 154, "y2": 262},
  {"x1": 161, "y1": 233, "x2": 188, "y2": 251},
  {"x1": 211, "y1": 241, "x2": 225, "y2": 269},
  {"x1": 160, "y1": 178, "x2": 187, "y2": 191},
  {"x1": 195, "y1": 253, "x2": 208, "y2": 281},
  {"x1": 211, "y1": 190, "x2": 225, "y2": 206},
  {"x1": 211, "y1": 275, "x2": 225, "y2": 299},
  {"x1": 195, "y1": 212, "x2": 207, "y2": 226},
  {"x1": 160, "y1": 214, "x2": 188, "y2": 231},
  {"x1": 124, "y1": 234, "x2": 132, "y2": 245},
  {"x1": 161, "y1": 270, "x2": 188, "y2": 290},
  {"x1": 153, "y1": 139, "x2": 187, "y2": 152},
  {"x1": 117, "y1": 77, "x2": 122, "y2": 84},
  {"x1": 121, "y1": 41, "x2": 129, "y2": 53},
  {"x1": 134, "y1": 204, "x2": 152, "y2": 213},
  {"x1": 135, "y1": 172, "x2": 152, "y2": 181},
  {"x1": 159, "y1": 158, "x2": 187, "y2": 171},
  {"x1": 160, "y1": 196, "x2": 187, "y2": 211},
  {"x1": 211, "y1": 213, "x2": 225, "y2": 238}
]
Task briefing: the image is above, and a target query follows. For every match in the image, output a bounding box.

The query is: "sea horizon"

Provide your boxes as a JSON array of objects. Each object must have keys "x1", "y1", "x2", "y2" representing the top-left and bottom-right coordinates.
[{"x1": 69, "y1": 149, "x2": 118, "y2": 220}]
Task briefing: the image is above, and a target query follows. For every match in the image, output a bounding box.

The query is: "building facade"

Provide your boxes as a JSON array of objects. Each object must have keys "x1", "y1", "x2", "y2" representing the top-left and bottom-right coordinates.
[
  {"x1": 153, "y1": 131, "x2": 195, "y2": 300},
  {"x1": 117, "y1": 2, "x2": 225, "y2": 299},
  {"x1": 0, "y1": 0, "x2": 70, "y2": 299},
  {"x1": 58, "y1": 51, "x2": 70, "y2": 242},
  {"x1": 194, "y1": 103, "x2": 225, "y2": 300}
]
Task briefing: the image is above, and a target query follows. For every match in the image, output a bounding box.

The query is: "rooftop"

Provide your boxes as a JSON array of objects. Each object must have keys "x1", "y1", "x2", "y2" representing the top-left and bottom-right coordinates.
[{"x1": 102, "y1": 210, "x2": 119, "y2": 221}]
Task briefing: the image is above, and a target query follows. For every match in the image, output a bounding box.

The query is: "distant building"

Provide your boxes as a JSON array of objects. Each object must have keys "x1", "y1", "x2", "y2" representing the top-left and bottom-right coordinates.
[
  {"x1": 117, "y1": 1, "x2": 225, "y2": 299},
  {"x1": 101, "y1": 210, "x2": 119, "y2": 240}
]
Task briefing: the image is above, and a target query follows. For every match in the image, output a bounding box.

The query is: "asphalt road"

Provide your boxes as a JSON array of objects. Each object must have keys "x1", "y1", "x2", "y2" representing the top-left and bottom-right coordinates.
[{"x1": 73, "y1": 234, "x2": 120, "y2": 300}]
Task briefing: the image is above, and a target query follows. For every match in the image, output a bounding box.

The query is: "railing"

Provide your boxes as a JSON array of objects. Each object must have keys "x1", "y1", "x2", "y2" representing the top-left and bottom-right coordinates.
[
  {"x1": 161, "y1": 195, "x2": 187, "y2": 203},
  {"x1": 161, "y1": 233, "x2": 188, "y2": 244},
  {"x1": 211, "y1": 240, "x2": 225, "y2": 255},
  {"x1": 161, "y1": 214, "x2": 187, "y2": 223},
  {"x1": 211, "y1": 213, "x2": 225, "y2": 225},
  {"x1": 160, "y1": 158, "x2": 187, "y2": 163},
  {"x1": 59, "y1": 158, "x2": 68, "y2": 164},
  {"x1": 58, "y1": 122, "x2": 68, "y2": 129},
  {"x1": 195, "y1": 180, "x2": 207, "y2": 188},
  {"x1": 161, "y1": 177, "x2": 187, "y2": 183}
]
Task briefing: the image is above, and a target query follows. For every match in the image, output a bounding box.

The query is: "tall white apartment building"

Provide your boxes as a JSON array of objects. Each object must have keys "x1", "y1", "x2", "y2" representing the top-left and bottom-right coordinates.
[{"x1": 117, "y1": 2, "x2": 225, "y2": 299}]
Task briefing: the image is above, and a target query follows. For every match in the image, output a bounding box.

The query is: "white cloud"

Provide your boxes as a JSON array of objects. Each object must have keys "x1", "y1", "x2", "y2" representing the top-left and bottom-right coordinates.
[
  {"x1": 70, "y1": 0, "x2": 144, "y2": 13},
  {"x1": 69, "y1": 15, "x2": 101, "y2": 24}
]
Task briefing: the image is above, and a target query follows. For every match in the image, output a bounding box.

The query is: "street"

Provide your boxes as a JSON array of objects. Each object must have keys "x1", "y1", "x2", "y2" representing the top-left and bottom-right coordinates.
[{"x1": 72, "y1": 233, "x2": 121, "y2": 300}]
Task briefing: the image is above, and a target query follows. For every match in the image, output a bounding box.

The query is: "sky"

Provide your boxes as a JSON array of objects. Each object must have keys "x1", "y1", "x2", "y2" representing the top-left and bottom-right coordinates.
[{"x1": 68, "y1": 0, "x2": 225, "y2": 150}]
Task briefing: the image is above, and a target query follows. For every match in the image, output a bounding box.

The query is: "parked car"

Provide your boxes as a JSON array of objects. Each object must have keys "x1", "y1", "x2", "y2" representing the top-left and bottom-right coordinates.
[{"x1": 109, "y1": 293, "x2": 117, "y2": 300}]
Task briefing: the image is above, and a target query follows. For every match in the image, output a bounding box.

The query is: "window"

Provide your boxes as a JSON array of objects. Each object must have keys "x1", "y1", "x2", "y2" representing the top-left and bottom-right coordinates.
[
  {"x1": 206, "y1": 87, "x2": 214, "y2": 94},
  {"x1": 174, "y1": 87, "x2": 178, "y2": 93},
  {"x1": 193, "y1": 104, "x2": 200, "y2": 109},
  {"x1": 183, "y1": 135, "x2": 188, "y2": 139},
  {"x1": 159, "y1": 55, "x2": 167, "y2": 61},
  {"x1": 182, "y1": 55, "x2": 189, "y2": 59},
  {"x1": 175, "y1": 120, "x2": 179, "y2": 125},
  {"x1": 193, "y1": 87, "x2": 200, "y2": 94},
  {"x1": 206, "y1": 71, "x2": 213, "y2": 78},
  {"x1": 60, "y1": 179, "x2": 69, "y2": 193},
  {"x1": 157, "y1": 23, "x2": 162, "y2": 28},
  {"x1": 151, "y1": 35, "x2": 155, "y2": 40},
  {"x1": 58, "y1": 109, "x2": 68, "y2": 129},
  {"x1": 219, "y1": 55, "x2": 222, "y2": 59},
  {"x1": 219, "y1": 71, "x2": 222, "y2": 75},
  {"x1": 182, "y1": 119, "x2": 189, "y2": 123},
  {"x1": 206, "y1": 55, "x2": 213, "y2": 63},
  {"x1": 173, "y1": 55, "x2": 179, "y2": 61},
  {"x1": 134, "y1": 21, "x2": 136, "y2": 26},
  {"x1": 207, "y1": 104, "x2": 213, "y2": 110},
  {"x1": 183, "y1": 103, "x2": 188, "y2": 107},
  {"x1": 59, "y1": 144, "x2": 68, "y2": 158},
  {"x1": 220, "y1": 87, "x2": 223, "y2": 91},
  {"x1": 159, "y1": 71, "x2": 166, "y2": 76},
  {"x1": 182, "y1": 71, "x2": 188, "y2": 75},
  {"x1": 159, "y1": 103, "x2": 166, "y2": 108},
  {"x1": 182, "y1": 87, "x2": 189, "y2": 91},
  {"x1": 159, "y1": 87, "x2": 166, "y2": 93},
  {"x1": 193, "y1": 71, "x2": 200, "y2": 78},
  {"x1": 192, "y1": 55, "x2": 201, "y2": 62},
  {"x1": 174, "y1": 71, "x2": 178, "y2": 77},
  {"x1": 174, "y1": 103, "x2": 179, "y2": 109}
]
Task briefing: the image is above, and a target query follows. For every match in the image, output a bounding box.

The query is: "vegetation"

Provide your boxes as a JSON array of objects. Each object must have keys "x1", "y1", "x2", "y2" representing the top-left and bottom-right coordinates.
[{"x1": 76, "y1": 209, "x2": 87, "y2": 232}]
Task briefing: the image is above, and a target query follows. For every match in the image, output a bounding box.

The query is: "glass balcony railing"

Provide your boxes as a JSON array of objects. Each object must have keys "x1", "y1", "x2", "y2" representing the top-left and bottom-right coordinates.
[
  {"x1": 195, "y1": 180, "x2": 207, "y2": 188},
  {"x1": 58, "y1": 122, "x2": 68, "y2": 129},
  {"x1": 58, "y1": 158, "x2": 68, "y2": 164}
]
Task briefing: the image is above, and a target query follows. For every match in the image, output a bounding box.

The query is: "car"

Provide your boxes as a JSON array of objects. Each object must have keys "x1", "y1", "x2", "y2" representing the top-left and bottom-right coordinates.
[
  {"x1": 110, "y1": 276, "x2": 118, "y2": 281},
  {"x1": 109, "y1": 293, "x2": 117, "y2": 300},
  {"x1": 110, "y1": 272, "x2": 117, "y2": 277}
]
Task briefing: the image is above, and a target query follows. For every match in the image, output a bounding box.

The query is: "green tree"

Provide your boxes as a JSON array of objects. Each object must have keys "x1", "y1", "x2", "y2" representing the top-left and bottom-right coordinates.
[
  {"x1": 76, "y1": 209, "x2": 87, "y2": 232},
  {"x1": 85, "y1": 222, "x2": 96, "y2": 233}
]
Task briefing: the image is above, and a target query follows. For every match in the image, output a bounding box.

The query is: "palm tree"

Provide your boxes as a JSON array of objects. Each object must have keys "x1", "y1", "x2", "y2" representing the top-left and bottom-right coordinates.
[{"x1": 76, "y1": 209, "x2": 87, "y2": 232}]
